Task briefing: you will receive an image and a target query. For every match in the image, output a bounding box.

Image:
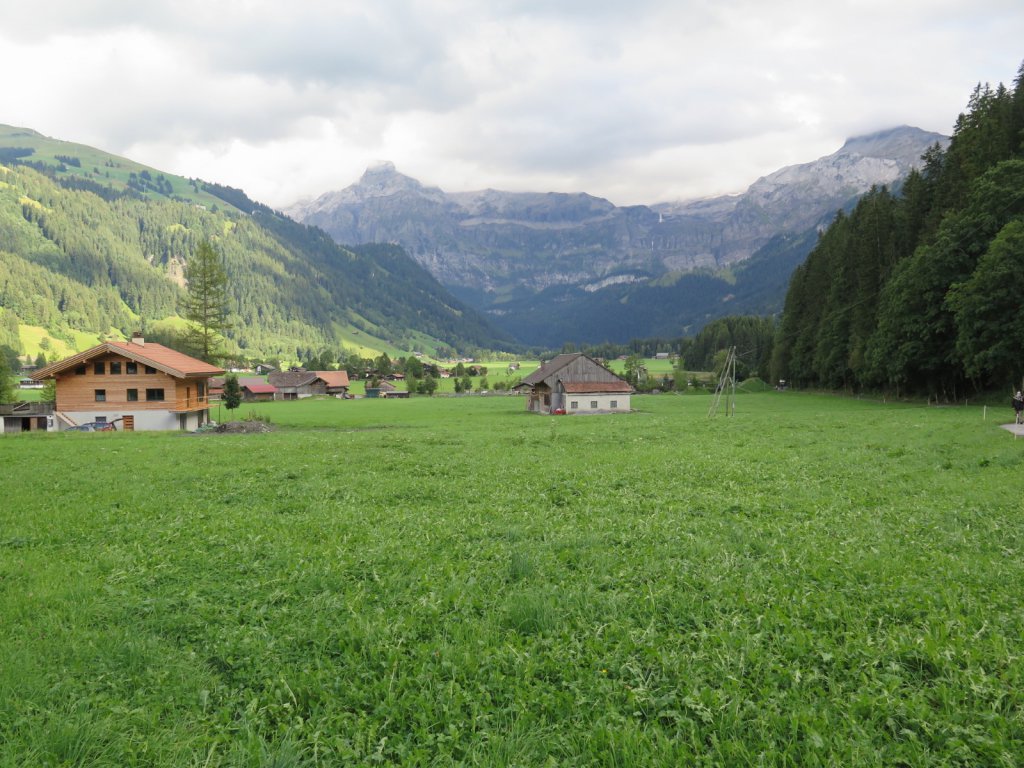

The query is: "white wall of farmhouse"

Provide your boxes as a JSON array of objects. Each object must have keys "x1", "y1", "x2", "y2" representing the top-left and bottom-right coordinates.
[{"x1": 566, "y1": 393, "x2": 631, "y2": 413}]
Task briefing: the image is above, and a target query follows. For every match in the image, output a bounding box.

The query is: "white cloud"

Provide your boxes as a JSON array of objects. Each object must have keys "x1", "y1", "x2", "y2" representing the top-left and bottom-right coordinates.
[{"x1": 1, "y1": 0, "x2": 1021, "y2": 207}]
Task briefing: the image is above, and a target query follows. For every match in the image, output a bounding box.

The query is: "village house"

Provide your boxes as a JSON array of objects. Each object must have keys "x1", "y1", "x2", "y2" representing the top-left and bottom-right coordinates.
[
  {"x1": 30, "y1": 334, "x2": 224, "y2": 431},
  {"x1": 267, "y1": 369, "x2": 323, "y2": 400},
  {"x1": 316, "y1": 370, "x2": 351, "y2": 397},
  {"x1": 239, "y1": 379, "x2": 277, "y2": 401},
  {"x1": 208, "y1": 376, "x2": 226, "y2": 400},
  {"x1": 517, "y1": 353, "x2": 633, "y2": 415},
  {"x1": 266, "y1": 369, "x2": 350, "y2": 400}
]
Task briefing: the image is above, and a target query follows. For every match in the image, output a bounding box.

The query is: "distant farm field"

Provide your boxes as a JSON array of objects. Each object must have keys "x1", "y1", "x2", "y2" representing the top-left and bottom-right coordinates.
[{"x1": 2, "y1": 394, "x2": 1023, "y2": 765}]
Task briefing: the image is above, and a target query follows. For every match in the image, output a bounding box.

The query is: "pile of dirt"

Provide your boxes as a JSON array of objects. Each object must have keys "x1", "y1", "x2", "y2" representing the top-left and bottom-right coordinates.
[{"x1": 214, "y1": 420, "x2": 274, "y2": 434}]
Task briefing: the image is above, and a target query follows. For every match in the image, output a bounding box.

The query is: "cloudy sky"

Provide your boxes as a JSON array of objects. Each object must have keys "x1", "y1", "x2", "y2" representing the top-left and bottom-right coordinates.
[{"x1": 2, "y1": 1, "x2": 1021, "y2": 208}]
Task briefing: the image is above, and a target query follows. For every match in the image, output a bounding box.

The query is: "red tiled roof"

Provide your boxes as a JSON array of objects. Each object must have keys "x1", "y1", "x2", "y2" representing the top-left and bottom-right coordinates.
[
  {"x1": 242, "y1": 383, "x2": 277, "y2": 394},
  {"x1": 561, "y1": 380, "x2": 634, "y2": 394},
  {"x1": 32, "y1": 341, "x2": 224, "y2": 380},
  {"x1": 315, "y1": 370, "x2": 350, "y2": 388}
]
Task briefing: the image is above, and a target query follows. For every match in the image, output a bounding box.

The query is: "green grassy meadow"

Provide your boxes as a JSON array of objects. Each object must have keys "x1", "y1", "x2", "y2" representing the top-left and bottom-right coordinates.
[{"x1": 2, "y1": 394, "x2": 1023, "y2": 766}]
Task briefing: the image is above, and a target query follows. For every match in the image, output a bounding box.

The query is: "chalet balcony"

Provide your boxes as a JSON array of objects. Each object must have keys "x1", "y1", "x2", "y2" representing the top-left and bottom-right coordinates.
[{"x1": 169, "y1": 395, "x2": 212, "y2": 412}]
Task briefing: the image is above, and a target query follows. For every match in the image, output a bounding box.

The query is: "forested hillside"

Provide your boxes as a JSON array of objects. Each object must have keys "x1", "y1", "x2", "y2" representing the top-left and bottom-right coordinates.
[
  {"x1": 772, "y1": 63, "x2": 1024, "y2": 398},
  {"x1": 0, "y1": 128, "x2": 510, "y2": 362}
]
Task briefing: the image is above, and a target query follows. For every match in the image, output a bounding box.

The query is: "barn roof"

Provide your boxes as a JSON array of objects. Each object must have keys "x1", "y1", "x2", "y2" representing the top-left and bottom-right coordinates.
[
  {"x1": 242, "y1": 383, "x2": 277, "y2": 394},
  {"x1": 315, "y1": 370, "x2": 350, "y2": 388},
  {"x1": 267, "y1": 370, "x2": 319, "y2": 388},
  {"x1": 521, "y1": 353, "x2": 633, "y2": 393},
  {"x1": 521, "y1": 354, "x2": 582, "y2": 386},
  {"x1": 32, "y1": 341, "x2": 224, "y2": 381}
]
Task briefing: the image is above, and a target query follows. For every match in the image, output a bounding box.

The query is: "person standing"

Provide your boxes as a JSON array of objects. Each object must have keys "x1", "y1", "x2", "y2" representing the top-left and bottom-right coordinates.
[{"x1": 1013, "y1": 390, "x2": 1024, "y2": 424}]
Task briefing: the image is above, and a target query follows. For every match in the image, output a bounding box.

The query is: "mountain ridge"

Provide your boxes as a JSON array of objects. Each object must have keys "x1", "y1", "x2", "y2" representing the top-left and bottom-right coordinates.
[{"x1": 288, "y1": 126, "x2": 948, "y2": 344}]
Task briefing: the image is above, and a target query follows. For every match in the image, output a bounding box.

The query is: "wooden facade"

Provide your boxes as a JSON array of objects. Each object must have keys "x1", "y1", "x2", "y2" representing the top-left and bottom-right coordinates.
[
  {"x1": 518, "y1": 353, "x2": 633, "y2": 414},
  {"x1": 50, "y1": 354, "x2": 211, "y2": 413},
  {"x1": 32, "y1": 337, "x2": 224, "y2": 431}
]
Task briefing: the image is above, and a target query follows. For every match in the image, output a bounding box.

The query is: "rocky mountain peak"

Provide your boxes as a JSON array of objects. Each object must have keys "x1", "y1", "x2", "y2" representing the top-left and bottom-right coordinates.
[
  {"x1": 837, "y1": 125, "x2": 947, "y2": 166},
  {"x1": 287, "y1": 125, "x2": 949, "y2": 345},
  {"x1": 353, "y1": 161, "x2": 442, "y2": 199}
]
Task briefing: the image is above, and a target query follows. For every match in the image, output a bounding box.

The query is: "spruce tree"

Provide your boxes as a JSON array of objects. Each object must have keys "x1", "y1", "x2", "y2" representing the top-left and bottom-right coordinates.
[
  {"x1": 222, "y1": 374, "x2": 242, "y2": 411},
  {"x1": 182, "y1": 240, "x2": 231, "y2": 363}
]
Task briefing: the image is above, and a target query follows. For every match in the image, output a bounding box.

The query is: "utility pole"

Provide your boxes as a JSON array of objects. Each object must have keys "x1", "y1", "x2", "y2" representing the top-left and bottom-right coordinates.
[{"x1": 708, "y1": 346, "x2": 737, "y2": 418}]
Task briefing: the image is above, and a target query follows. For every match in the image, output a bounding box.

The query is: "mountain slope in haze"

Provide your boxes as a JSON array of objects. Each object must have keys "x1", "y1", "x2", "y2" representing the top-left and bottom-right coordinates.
[
  {"x1": 0, "y1": 124, "x2": 511, "y2": 361},
  {"x1": 288, "y1": 126, "x2": 947, "y2": 344}
]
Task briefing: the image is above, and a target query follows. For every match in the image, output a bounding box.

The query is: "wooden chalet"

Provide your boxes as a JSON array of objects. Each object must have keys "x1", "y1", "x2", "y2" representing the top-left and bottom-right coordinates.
[
  {"x1": 267, "y1": 369, "x2": 322, "y2": 400},
  {"x1": 30, "y1": 334, "x2": 224, "y2": 431},
  {"x1": 239, "y1": 378, "x2": 277, "y2": 401},
  {"x1": 517, "y1": 353, "x2": 633, "y2": 414},
  {"x1": 266, "y1": 369, "x2": 349, "y2": 400},
  {"x1": 316, "y1": 370, "x2": 350, "y2": 397}
]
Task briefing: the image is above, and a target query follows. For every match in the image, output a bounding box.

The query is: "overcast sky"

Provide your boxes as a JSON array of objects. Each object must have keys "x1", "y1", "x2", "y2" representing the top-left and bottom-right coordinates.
[{"x1": 2, "y1": 1, "x2": 1021, "y2": 208}]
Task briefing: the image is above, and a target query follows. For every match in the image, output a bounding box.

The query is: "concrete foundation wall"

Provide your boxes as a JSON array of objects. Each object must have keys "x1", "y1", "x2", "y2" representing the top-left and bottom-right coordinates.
[{"x1": 62, "y1": 409, "x2": 209, "y2": 431}]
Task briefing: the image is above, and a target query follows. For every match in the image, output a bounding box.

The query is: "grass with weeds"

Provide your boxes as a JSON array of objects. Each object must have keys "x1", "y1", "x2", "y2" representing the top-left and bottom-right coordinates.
[{"x1": 1, "y1": 393, "x2": 1022, "y2": 765}]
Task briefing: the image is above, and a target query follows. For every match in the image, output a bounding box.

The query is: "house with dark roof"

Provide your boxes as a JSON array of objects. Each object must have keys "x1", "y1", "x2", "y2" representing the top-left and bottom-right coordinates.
[
  {"x1": 517, "y1": 353, "x2": 633, "y2": 414},
  {"x1": 365, "y1": 379, "x2": 397, "y2": 398},
  {"x1": 30, "y1": 334, "x2": 224, "y2": 431},
  {"x1": 265, "y1": 369, "x2": 350, "y2": 400},
  {"x1": 267, "y1": 369, "x2": 323, "y2": 400}
]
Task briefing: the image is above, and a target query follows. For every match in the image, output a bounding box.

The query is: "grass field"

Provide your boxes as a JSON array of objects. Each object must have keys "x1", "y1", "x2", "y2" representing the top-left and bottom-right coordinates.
[{"x1": 2, "y1": 394, "x2": 1022, "y2": 765}]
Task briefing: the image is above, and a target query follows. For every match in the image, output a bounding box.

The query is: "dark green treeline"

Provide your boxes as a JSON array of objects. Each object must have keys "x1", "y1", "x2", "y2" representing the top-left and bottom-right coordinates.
[{"x1": 772, "y1": 62, "x2": 1024, "y2": 397}]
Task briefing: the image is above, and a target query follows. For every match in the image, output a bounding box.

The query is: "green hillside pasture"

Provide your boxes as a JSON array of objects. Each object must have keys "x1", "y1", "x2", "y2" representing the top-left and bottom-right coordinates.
[
  {"x1": 0, "y1": 124, "x2": 230, "y2": 210},
  {"x1": 2, "y1": 394, "x2": 1023, "y2": 765}
]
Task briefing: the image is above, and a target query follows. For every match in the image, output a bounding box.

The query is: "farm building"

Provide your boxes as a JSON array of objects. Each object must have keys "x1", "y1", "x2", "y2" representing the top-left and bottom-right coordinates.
[
  {"x1": 267, "y1": 369, "x2": 323, "y2": 400},
  {"x1": 1, "y1": 402, "x2": 54, "y2": 434},
  {"x1": 241, "y1": 382, "x2": 277, "y2": 401},
  {"x1": 30, "y1": 334, "x2": 224, "y2": 431},
  {"x1": 364, "y1": 380, "x2": 397, "y2": 398},
  {"x1": 266, "y1": 369, "x2": 350, "y2": 400},
  {"x1": 517, "y1": 353, "x2": 633, "y2": 414},
  {"x1": 207, "y1": 376, "x2": 226, "y2": 400},
  {"x1": 316, "y1": 370, "x2": 350, "y2": 397}
]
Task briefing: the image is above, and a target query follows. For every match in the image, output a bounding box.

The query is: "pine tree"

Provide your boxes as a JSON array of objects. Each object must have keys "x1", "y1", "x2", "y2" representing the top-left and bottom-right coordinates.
[
  {"x1": 222, "y1": 374, "x2": 242, "y2": 411},
  {"x1": 182, "y1": 240, "x2": 231, "y2": 363}
]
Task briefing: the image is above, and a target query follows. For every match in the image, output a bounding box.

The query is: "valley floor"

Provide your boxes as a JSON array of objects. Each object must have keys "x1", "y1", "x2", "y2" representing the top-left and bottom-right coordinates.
[{"x1": 1, "y1": 393, "x2": 1022, "y2": 765}]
